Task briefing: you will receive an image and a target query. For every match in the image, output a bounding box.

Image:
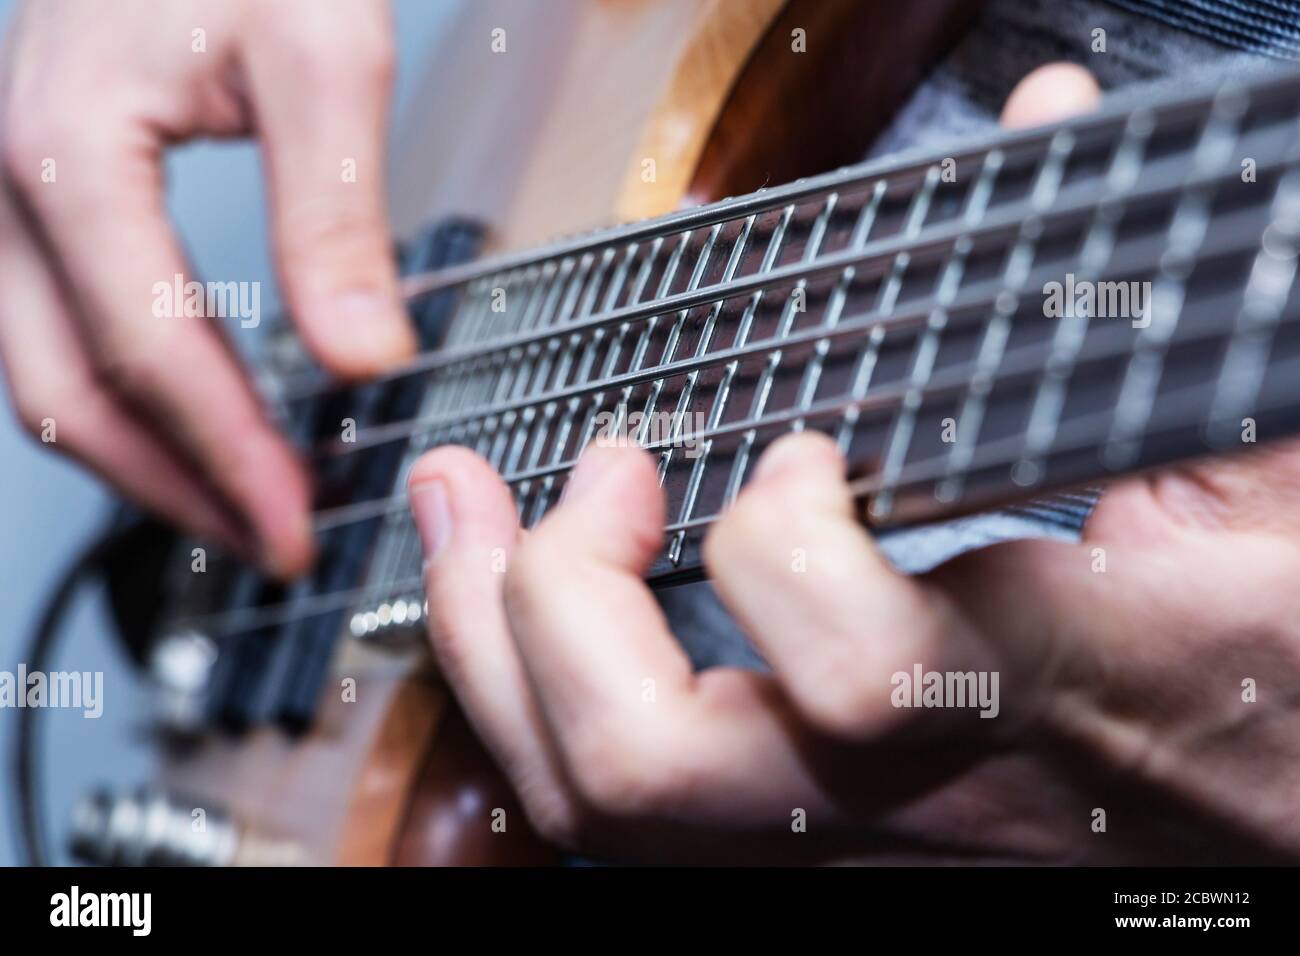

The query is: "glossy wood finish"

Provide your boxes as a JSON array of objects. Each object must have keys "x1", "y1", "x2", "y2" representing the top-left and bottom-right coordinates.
[{"x1": 688, "y1": 0, "x2": 985, "y2": 204}]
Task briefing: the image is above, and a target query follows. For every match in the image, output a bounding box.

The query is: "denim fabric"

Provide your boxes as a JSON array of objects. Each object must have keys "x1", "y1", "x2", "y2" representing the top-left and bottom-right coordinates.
[{"x1": 1107, "y1": 0, "x2": 1300, "y2": 60}]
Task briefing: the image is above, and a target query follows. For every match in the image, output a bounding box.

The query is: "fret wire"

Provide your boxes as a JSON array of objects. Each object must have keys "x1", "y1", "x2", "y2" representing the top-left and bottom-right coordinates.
[
  {"x1": 1013, "y1": 113, "x2": 1156, "y2": 483},
  {"x1": 520, "y1": 249, "x2": 617, "y2": 524},
  {"x1": 374, "y1": 267, "x2": 500, "y2": 588},
  {"x1": 530, "y1": 244, "x2": 639, "y2": 524},
  {"x1": 834, "y1": 183, "x2": 892, "y2": 455},
  {"x1": 314, "y1": 286, "x2": 1300, "y2": 536},
  {"x1": 496, "y1": 254, "x2": 596, "y2": 505},
  {"x1": 1102, "y1": 88, "x2": 1246, "y2": 470},
  {"x1": 634, "y1": 224, "x2": 721, "y2": 513},
  {"x1": 663, "y1": 216, "x2": 758, "y2": 561},
  {"x1": 286, "y1": 154, "x2": 1283, "y2": 405},
  {"x1": 935, "y1": 148, "x2": 1013, "y2": 502},
  {"x1": 871, "y1": 157, "x2": 993, "y2": 519},
  {"x1": 592, "y1": 232, "x2": 691, "y2": 464},
  {"x1": 668, "y1": 199, "x2": 828, "y2": 562},
  {"x1": 568, "y1": 239, "x2": 667, "y2": 476},
  {"x1": 1205, "y1": 103, "x2": 1300, "y2": 439},
  {"x1": 323, "y1": 193, "x2": 1279, "y2": 463},
  {"x1": 644, "y1": 223, "x2": 724, "y2": 444},
  {"x1": 847, "y1": 351, "x2": 1300, "y2": 507},
  {"x1": 518, "y1": 252, "x2": 607, "y2": 471},
  {"x1": 639, "y1": 270, "x2": 712, "y2": 556},
  {"x1": 186, "y1": 347, "x2": 1300, "y2": 642},
  {"x1": 1208, "y1": 169, "x2": 1300, "y2": 438},
  {"x1": 722, "y1": 211, "x2": 818, "y2": 513},
  {"x1": 944, "y1": 128, "x2": 1073, "y2": 499},
  {"x1": 390, "y1": 266, "x2": 518, "y2": 583},
  {"x1": 717, "y1": 205, "x2": 798, "y2": 513},
  {"x1": 788, "y1": 193, "x2": 845, "y2": 432}
]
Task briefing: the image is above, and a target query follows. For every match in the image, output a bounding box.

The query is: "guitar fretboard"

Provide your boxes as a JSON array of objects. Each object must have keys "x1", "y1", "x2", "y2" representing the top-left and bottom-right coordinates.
[{"x1": 228, "y1": 67, "x2": 1300, "y2": 650}]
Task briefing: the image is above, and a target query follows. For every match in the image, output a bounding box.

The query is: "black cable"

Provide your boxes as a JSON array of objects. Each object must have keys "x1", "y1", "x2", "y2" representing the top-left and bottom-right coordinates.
[{"x1": 10, "y1": 525, "x2": 122, "y2": 867}]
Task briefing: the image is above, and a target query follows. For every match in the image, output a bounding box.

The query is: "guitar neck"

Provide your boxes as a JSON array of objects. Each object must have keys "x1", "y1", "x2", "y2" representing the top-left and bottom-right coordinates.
[{"x1": 296, "y1": 65, "x2": 1300, "y2": 614}]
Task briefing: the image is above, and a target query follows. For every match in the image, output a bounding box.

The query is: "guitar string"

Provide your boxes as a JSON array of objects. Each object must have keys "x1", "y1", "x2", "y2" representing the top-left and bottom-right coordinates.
[
  {"x1": 172, "y1": 78, "x2": 1300, "y2": 638},
  {"x1": 288, "y1": 154, "x2": 1293, "y2": 484},
  {"x1": 306, "y1": 298, "x2": 1300, "y2": 535},
  {"x1": 314, "y1": 200, "x2": 1270, "y2": 463},
  {"x1": 282, "y1": 151, "x2": 1281, "y2": 406},
  {"x1": 175, "y1": 349, "x2": 1300, "y2": 640}
]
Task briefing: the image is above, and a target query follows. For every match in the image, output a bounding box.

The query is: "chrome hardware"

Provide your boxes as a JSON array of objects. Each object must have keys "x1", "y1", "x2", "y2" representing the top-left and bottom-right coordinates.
[
  {"x1": 70, "y1": 788, "x2": 308, "y2": 866},
  {"x1": 349, "y1": 594, "x2": 427, "y2": 645},
  {"x1": 70, "y1": 788, "x2": 239, "y2": 867},
  {"x1": 148, "y1": 630, "x2": 218, "y2": 736}
]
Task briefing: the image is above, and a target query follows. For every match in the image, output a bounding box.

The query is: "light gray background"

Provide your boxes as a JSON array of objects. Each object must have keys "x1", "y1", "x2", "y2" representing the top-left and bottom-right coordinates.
[{"x1": 0, "y1": 0, "x2": 461, "y2": 866}]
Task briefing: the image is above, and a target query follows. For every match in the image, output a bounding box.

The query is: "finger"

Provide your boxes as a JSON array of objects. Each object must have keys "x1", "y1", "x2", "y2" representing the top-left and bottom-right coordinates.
[
  {"x1": 0, "y1": 191, "x2": 250, "y2": 552},
  {"x1": 703, "y1": 432, "x2": 994, "y2": 742},
  {"x1": 2, "y1": 118, "x2": 314, "y2": 576},
  {"x1": 999, "y1": 62, "x2": 1100, "y2": 129},
  {"x1": 501, "y1": 445, "x2": 865, "y2": 833},
  {"x1": 242, "y1": 3, "x2": 416, "y2": 378},
  {"x1": 407, "y1": 446, "x2": 576, "y2": 837}
]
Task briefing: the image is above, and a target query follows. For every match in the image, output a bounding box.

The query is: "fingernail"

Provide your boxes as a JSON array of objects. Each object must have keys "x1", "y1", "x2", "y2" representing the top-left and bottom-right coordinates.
[
  {"x1": 410, "y1": 479, "x2": 453, "y2": 559},
  {"x1": 563, "y1": 448, "x2": 614, "y2": 502}
]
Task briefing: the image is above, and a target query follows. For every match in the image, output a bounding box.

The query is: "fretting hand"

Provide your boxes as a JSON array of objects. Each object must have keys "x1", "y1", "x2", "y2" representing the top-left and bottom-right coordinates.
[{"x1": 406, "y1": 65, "x2": 1300, "y2": 863}]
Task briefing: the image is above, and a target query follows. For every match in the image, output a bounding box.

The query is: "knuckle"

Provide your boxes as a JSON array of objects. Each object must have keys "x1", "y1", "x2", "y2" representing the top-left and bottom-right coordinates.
[
  {"x1": 7, "y1": 367, "x2": 82, "y2": 439},
  {"x1": 10, "y1": 381, "x2": 51, "y2": 438},
  {"x1": 281, "y1": 18, "x2": 393, "y2": 91},
  {"x1": 517, "y1": 792, "x2": 582, "y2": 850},
  {"x1": 793, "y1": 663, "x2": 888, "y2": 741},
  {"x1": 563, "y1": 720, "x2": 684, "y2": 821},
  {"x1": 351, "y1": 29, "x2": 396, "y2": 86},
  {"x1": 94, "y1": 339, "x2": 167, "y2": 403},
  {"x1": 276, "y1": 198, "x2": 388, "y2": 275},
  {"x1": 792, "y1": 640, "x2": 922, "y2": 742},
  {"x1": 422, "y1": 582, "x2": 474, "y2": 684},
  {"x1": 500, "y1": 537, "x2": 554, "y2": 623},
  {"x1": 704, "y1": 489, "x2": 780, "y2": 572},
  {"x1": 1, "y1": 113, "x2": 54, "y2": 196}
]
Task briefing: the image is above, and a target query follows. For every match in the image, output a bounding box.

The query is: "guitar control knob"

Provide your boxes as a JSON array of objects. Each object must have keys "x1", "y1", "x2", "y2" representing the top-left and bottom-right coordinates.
[
  {"x1": 70, "y1": 788, "x2": 239, "y2": 867},
  {"x1": 148, "y1": 630, "x2": 217, "y2": 735},
  {"x1": 70, "y1": 788, "x2": 308, "y2": 866}
]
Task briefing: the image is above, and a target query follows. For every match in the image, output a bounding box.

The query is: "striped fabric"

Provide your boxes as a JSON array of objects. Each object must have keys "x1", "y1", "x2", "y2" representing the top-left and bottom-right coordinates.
[{"x1": 1107, "y1": 0, "x2": 1300, "y2": 60}]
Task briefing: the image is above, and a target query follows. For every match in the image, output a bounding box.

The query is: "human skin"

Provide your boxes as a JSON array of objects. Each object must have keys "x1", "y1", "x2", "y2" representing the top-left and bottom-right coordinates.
[
  {"x1": 0, "y1": 0, "x2": 410, "y2": 576},
  {"x1": 2, "y1": 2, "x2": 1295, "y2": 862},
  {"x1": 407, "y1": 65, "x2": 1300, "y2": 863}
]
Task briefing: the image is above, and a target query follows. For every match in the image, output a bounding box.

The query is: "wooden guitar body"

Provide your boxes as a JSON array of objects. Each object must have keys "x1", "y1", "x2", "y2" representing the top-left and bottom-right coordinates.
[{"x1": 134, "y1": 0, "x2": 981, "y2": 866}]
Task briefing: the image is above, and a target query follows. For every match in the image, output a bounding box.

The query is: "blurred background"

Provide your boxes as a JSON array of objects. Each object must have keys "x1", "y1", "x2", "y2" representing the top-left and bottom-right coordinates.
[{"x1": 0, "y1": 0, "x2": 461, "y2": 865}]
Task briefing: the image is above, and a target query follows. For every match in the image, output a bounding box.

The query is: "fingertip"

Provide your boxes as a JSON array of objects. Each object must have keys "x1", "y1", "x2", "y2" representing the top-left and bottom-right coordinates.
[
  {"x1": 263, "y1": 524, "x2": 318, "y2": 580},
  {"x1": 407, "y1": 444, "x2": 520, "y2": 552},
  {"x1": 1000, "y1": 62, "x2": 1101, "y2": 129},
  {"x1": 299, "y1": 290, "x2": 418, "y2": 380},
  {"x1": 750, "y1": 430, "x2": 845, "y2": 485},
  {"x1": 407, "y1": 443, "x2": 491, "y2": 490},
  {"x1": 563, "y1": 441, "x2": 659, "y2": 502},
  {"x1": 549, "y1": 442, "x2": 664, "y2": 567}
]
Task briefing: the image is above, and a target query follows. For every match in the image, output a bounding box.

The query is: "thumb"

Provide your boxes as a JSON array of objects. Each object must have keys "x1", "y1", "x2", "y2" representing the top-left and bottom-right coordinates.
[{"x1": 243, "y1": 5, "x2": 415, "y2": 378}]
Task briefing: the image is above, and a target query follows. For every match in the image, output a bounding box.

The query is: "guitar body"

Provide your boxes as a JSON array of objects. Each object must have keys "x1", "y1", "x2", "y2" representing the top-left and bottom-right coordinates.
[{"x1": 122, "y1": 0, "x2": 982, "y2": 866}]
